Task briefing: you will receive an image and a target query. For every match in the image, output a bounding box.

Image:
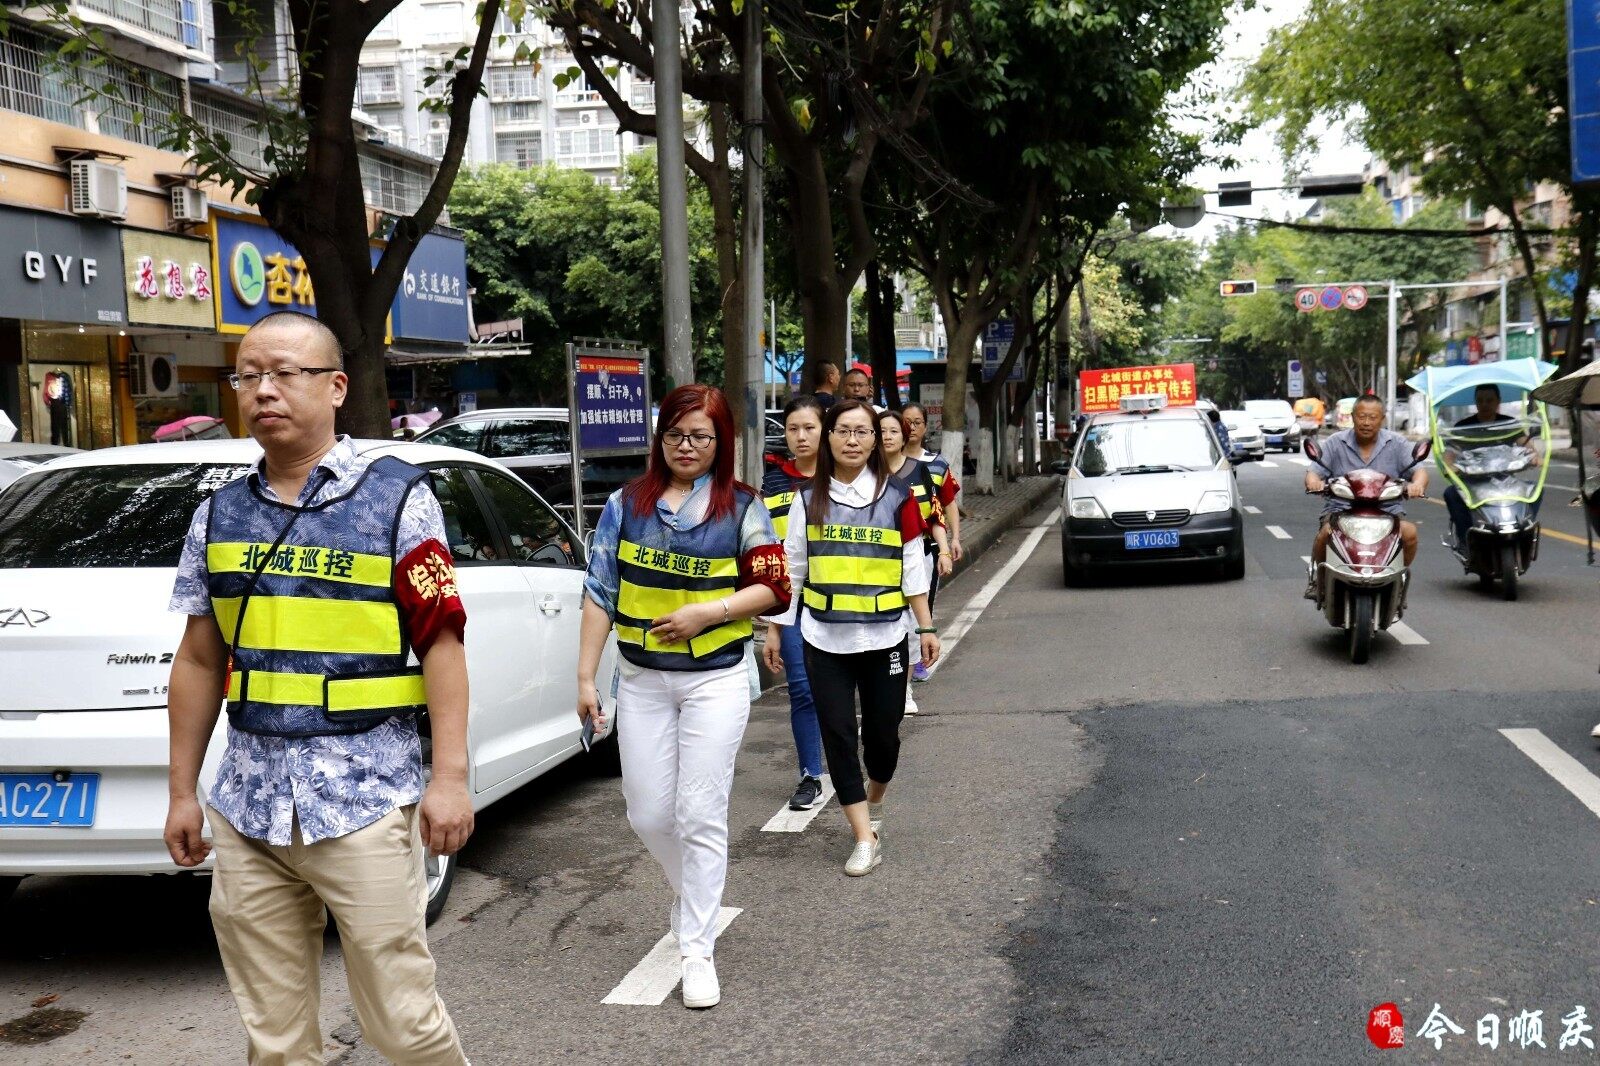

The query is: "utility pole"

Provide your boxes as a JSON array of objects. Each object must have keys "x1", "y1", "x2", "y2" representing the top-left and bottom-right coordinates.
[
  {"x1": 739, "y1": 1, "x2": 764, "y2": 485},
  {"x1": 653, "y1": 0, "x2": 694, "y2": 389}
]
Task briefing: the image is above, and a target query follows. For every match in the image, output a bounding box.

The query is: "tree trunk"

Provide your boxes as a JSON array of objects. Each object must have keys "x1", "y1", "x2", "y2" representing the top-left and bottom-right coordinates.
[
  {"x1": 938, "y1": 312, "x2": 981, "y2": 489},
  {"x1": 865, "y1": 261, "x2": 899, "y2": 408},
  {"x1": 701, "y1": 100, "x2": 745, "y2": 429}
]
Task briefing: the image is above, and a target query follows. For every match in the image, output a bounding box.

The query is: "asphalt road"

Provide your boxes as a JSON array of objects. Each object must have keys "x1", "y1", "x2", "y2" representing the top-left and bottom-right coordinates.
[{"x1": 6, "y1": 451, "x2": 1600, "y2": 1063}]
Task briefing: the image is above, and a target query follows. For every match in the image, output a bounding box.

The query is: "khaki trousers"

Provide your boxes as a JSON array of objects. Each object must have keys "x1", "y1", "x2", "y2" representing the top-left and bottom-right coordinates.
[{"x1": 207, "y1": 804, "x2": 467, "y2": 1066}]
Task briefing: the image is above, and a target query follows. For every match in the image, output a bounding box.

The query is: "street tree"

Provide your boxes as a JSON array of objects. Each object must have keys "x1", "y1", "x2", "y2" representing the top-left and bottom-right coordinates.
[
  {"x1": 11, "y1": 0, "x2": 535, "y2": 436},
  {"x1": 1244, "y1": 0, "x2": 1598, "y2": 370}
]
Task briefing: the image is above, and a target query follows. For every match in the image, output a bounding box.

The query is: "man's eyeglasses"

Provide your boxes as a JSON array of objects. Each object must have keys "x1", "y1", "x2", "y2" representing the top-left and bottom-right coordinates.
[
  {"x1": 830, "y1": 427, "x2": 878, "y2": 441},
  {"x1": 228, "y1": 366, "x2": 341, "y2": 391},
  {"x1": 662, "y1": 430, "x2": 717, "y2": 449}
]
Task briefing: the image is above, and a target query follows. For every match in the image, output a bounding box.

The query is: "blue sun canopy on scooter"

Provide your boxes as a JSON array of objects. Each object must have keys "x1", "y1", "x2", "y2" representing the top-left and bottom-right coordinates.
[{"x1": 1405, "y1": 360, "x2": 1558, "y2": 507}]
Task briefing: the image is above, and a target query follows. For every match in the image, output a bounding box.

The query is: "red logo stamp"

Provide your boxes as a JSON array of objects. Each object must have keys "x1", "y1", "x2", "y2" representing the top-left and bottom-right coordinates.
[{"x1": 1368, "y1": 1003, "x2": 1406, "y2": 1049}]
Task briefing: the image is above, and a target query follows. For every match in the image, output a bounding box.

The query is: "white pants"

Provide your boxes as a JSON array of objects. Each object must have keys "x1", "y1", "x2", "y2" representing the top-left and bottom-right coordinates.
[{"x1": 617, "y1": 662, "x2": 750, "y2": 959}]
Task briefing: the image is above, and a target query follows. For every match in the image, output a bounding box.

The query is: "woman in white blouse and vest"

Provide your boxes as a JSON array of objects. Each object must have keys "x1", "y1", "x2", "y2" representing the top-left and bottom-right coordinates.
[{"x1": 764, "y1": 400, "x2": 941, "y2": 876}]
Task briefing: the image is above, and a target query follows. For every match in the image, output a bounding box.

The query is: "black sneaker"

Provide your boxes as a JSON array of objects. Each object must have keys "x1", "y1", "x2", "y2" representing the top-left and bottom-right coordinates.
[{"x1": 788, "y1": 775, "x2": 823, "y2": 810}]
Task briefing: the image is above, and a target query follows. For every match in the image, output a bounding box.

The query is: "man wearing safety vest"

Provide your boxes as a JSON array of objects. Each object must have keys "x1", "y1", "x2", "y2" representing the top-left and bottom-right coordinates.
[{"x1": 164, "y1": 312, "x2": 473, "y2": 1064}]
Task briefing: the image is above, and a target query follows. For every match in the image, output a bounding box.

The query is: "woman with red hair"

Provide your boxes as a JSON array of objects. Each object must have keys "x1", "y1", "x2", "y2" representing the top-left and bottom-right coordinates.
[{"x1": 576, "y1": 384, "x2": 789, "y2": 1010}]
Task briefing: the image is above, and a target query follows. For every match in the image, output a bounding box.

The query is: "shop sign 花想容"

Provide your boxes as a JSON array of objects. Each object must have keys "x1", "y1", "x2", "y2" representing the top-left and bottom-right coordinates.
[
  {"x1": 123, "y1": 229, "x2": 216, "y2": 331},
  {"x1": 0, "y1": 204, "x2": 126, "y2": 326}
]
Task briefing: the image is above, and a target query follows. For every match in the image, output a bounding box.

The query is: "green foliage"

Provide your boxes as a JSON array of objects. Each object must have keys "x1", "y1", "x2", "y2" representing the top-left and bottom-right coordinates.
[
  {"x1": 1165, "y1": 194, "x2": 1478, "y2": 404},
  {"x1": 448, "y1": 151, "x2": 725, "y2": 401}
]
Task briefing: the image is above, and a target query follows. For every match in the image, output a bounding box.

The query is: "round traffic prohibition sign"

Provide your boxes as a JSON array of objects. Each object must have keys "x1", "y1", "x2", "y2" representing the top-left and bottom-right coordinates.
[
  {"x1": 1319, "y1": 285, "x2": 1345, "y2": 311},
  {"x1": 1343, "y1": 284, "x2": 1369, "y2": 311},
  {"x1": 1295, "y1": 287, "x2": 1320, "y2": 313}
]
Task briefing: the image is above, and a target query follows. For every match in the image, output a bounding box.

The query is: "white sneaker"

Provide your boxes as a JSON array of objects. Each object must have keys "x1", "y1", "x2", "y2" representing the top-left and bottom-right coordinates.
[
  {"x1": 681, "y1": 956, "x2": 720, "y2": 1009},
  {"x1": 844, "y1": 835, "x2": 881, "y2": 876},
  {"x1": 904, "y1": 691, "x2": 919, "y2": 716}
]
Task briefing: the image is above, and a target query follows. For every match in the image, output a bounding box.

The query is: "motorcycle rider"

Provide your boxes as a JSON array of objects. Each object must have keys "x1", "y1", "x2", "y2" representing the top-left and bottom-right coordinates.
[
  {"x1": 1442, "y1": 383, "x2": 1537, "y2": 550},
  {"x1": 1304, "y1": 393, "x2": 1428, "y2": 598}
]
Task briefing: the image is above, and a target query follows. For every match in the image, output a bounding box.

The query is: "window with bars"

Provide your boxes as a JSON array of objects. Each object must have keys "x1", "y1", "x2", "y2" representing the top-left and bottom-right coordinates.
[
  {"x1": 358, "y1": 66, "x2": 400, "y2": 106},
  {"x1": 495, "y1": 133, "x2": 543, "y2": 169},
  {"x1": 0, "y1": 24, "x2": 181, "y2": 149},
  {"x1": 488, "y1": 67, "x2": 538, "y2": 100},
  {"x1": 555, "y1": 127, "x2": 618, "y2": 166},
  {"x1": 492, "y1": 100, "x2": 540, "y2": 127},
  {"x1": 77, "y1": 0, "x2": 201, "y2": 49},
  {"x1": 359, "y1": 148, "x2": 434, "y2": 215},
  {"x1": 191, "y1": 90, "x2": 269, "y2": 171},
  {"x1": 0, "y1": 26, "x2": 84, "y2": 129}
]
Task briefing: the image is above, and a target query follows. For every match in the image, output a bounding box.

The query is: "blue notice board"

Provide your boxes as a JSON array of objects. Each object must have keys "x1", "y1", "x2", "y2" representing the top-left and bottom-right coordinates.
[
  {"x1": 573, "y1": 347, "x2": 651, "y2": 456},
  {"x1": 1570, "y1": 0, "x2": 1600, "y2": 184},
  {"x1": 981, "y1": 318, "x2": 1023, "y2": 382}
]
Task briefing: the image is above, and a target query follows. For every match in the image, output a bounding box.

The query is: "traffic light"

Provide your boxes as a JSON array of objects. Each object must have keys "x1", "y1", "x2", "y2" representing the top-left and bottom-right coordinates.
[{"x1": 1219, "y1": 280, "x2": 1257, "y2": 297}]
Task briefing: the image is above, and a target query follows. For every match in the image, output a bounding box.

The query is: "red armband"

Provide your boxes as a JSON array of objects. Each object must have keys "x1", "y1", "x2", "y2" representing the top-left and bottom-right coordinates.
[
  {"x1": 738, "y1": 543, "x2": 791, "y2": 614},
  {"x1": 899, "y1": 494, "x2": 928, "y2": 542},
  {"x1": 395, "y1": 539, "x2": 467, "y2": 657},
  {"x1": 938, "y1": 472, "x2": 960, "y2": 507}
]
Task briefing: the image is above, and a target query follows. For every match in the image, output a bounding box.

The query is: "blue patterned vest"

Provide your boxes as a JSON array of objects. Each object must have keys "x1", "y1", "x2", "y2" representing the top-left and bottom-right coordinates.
[
  {"x1": 204, "y1": 456, "x2": 429, "y2": 737},
  {"x1": 613, "y1": 489, "x2": 757, "y2": 671}
]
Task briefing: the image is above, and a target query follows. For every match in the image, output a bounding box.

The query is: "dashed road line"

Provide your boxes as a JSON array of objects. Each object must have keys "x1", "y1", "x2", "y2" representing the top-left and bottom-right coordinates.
[
  {"x1": 1500, "y1": 729, "x2": 1600, "y2": 822},
  {"x1": 1287, "y1": 455, "x2": 1313, "y2": 467},
  {"x1": 928, "y1": 507, "x2": 1061, "y2": 675},
  {"x1": 1265, "y1": 525, "x2": 1292, "y2": 540},
  {"x1": 1244, "y1": 505, "x2": 1262, "y2": 515},
  {"x1": 761, "y1": 775, "x2": 836, "y2": 833},
  {"x1": 1257, "y1": 459, "x2": 1279, "y2": 468},
  {"x1": 1386, "y1": 620, "x2": 1429, "y2": 645},
  {"x1": 604, "y1": 907, "x2": 743, "y2": 1005},
  {"x1": 1300, "y1": 555, "x2": 1312, "y2": 565}
]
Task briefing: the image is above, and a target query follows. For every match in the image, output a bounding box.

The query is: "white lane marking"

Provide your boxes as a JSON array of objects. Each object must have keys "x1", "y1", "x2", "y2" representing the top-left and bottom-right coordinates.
[
  {"x1": 1500, "y1": 729, "x2": 1600, "y2": 822},
  {"x1": 1300, "y1": 556, "x2": 1312, "y2": 565},
  {"x1": 927, "y1": 507, "x2": 1060, "y2": 676},
  {"x1": 761, "y1": 774, "x2": 836, "y2": 833},
  {"x1": 1288, "y1": 455, "x2": 1313, "y2": 467},
  {"x1": 604, "y1": 907, "x2": 743, "y2": 1005},
  {"x1": 1265, "y1": 525, "x2": 1292, "y2": 539},
  {"x1": 1257, "y1": 459, "x2": 1279, "y2": 468},
  {"x1": 1244, "y1": 505, "x2": 1262, "y2": 515},
  {"x1": 1386, "y1": 620, "x2": 1429, "y2": 645}
]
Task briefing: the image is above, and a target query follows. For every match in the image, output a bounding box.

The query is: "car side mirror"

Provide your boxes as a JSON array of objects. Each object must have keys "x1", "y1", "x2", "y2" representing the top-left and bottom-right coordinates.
[
  {"x1": 1303, "y1": 439, "x2": 1322, "y2": 464},
  {"x1": 1412, "y1": 439, "x2": 1432, "y2": 462},
  {"x1": 1049, "y1": 459, "x2": 1072, "y2": 476}
]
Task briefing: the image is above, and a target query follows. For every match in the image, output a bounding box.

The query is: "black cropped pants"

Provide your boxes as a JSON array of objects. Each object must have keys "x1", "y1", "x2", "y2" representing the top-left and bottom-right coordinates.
[{"x1": 803, "y1": 641, "x2": 910, "y2": 807}]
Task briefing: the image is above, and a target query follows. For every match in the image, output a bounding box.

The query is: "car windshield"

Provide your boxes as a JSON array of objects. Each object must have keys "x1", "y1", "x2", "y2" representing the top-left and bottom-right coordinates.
[
  {"x1": 1243, "y1": 400, "x2": 1294, "y2": 421},
  {"x1": 1222, "y1": 412, "x2": 1258, "y2": 432},
  {"x1": 0, "y1": 463, "x2": 251, "y2": 568},
  {"x1": 1077, "y1": 418, "x2": 1217, "y2": 476}
]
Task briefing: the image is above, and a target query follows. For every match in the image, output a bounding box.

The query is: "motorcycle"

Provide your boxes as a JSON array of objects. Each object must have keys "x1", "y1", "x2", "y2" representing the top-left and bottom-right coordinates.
[
  {"x1": 1303, "y1": 437, "x2": 1431, "y2": 664},
  {"x1": 1407, "y1": 360, "x2": 1558, "y2": 601}
]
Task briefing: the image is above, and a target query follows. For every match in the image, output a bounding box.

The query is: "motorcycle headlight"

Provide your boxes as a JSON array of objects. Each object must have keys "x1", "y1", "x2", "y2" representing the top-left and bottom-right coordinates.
[
  {"x1": 1336, "y1": 515, "x2": 1394, "y2": 545},
  {"x1": 1069, "y1": 496, "x2": 1107, "y2": 520},
  {"x1": 1194, "y1": 490, "x2": 1232, "y2": 514}
]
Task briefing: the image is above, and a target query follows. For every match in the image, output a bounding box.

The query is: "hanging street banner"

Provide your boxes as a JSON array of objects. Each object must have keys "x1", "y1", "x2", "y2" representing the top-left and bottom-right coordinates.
[{"x1": 1078, "y1": 363, "x2": 1196, "y2": 412}]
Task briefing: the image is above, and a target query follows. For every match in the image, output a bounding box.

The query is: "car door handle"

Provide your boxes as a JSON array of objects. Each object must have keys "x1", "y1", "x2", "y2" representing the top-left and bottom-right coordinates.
[{"x1": 538, "y1": 597, "x2": 563, "y2": 615}]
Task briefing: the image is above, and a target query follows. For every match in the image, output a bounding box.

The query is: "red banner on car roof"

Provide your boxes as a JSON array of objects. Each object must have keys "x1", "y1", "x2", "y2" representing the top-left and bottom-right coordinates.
[{"x1": 1078, "y1": 363, "x2": 1196, "y2": 413}]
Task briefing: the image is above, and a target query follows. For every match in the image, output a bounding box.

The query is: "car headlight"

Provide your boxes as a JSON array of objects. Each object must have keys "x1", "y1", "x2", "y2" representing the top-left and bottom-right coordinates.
[
  {"x1": 1194, "y1": 490, "x2": 1232, "y2": 514},
  {"x1": 1335, "y1": 515, "x2": 1393, "y2": 544},
  {"x1": 1069, "y1": 496, "x2": 1107, "y2": 520}
]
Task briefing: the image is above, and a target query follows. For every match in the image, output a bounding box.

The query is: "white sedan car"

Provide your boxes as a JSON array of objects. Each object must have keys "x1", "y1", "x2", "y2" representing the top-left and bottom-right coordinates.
[{"x1": 0, "y1": 439, "x2": 616, "y2": 921}]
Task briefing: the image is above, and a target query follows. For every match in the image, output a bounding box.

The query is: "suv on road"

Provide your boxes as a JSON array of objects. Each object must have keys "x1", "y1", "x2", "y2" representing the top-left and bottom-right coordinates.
[{"x1": 1052, "y1": 396, "x2": 1244, "y2": 585}]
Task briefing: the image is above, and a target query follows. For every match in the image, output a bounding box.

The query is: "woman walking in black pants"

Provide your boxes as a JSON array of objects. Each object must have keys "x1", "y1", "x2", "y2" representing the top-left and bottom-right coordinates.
[{"x1": 766, "y1": 401, "x2": 941, "y2": 876}]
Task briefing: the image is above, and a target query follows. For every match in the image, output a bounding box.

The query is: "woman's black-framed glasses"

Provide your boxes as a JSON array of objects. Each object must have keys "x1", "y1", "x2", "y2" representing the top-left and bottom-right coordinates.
[
  {"x1": 662, "y1": 430, "x2": 717, "y2": 450},
  {"x1": 228, "y1": 366, "x2": 341, "y2": 391}
]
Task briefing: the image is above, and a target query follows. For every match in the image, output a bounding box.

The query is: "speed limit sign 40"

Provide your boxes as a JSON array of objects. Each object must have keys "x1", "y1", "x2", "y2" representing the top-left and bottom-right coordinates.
[
  {"x1": 1295, "y1": 287, "x2": 1320, "y2": 313},
  {"x1": 1342, "y1": 284, "x2": 1369, "y2": 311}
]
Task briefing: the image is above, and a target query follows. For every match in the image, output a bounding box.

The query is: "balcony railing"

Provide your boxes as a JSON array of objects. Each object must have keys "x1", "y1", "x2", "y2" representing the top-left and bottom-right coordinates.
[
  {"x1": 77, "y1": 0, "x2": 200, "y2": 49},
  {"x1": 192, "y1": 89, "x2": 269, "y2": 171}
]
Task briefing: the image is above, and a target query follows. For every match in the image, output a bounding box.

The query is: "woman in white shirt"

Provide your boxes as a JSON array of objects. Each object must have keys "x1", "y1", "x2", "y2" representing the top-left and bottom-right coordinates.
[{"x1": 763, "y1": 401, "x2": 941, "y2": 876}]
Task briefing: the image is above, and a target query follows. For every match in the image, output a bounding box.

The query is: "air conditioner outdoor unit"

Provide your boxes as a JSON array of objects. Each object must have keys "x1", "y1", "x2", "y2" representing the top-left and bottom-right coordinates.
[
  {"x1": 130, "y1": 352, "x2": 180, "y2": 400},
  {"x1": 579, "y1": 110, "x2": 596, "y2": 125},
  {"x1": 170, "y1": 185, "x2": 208, "y2": 225},
  {"x1": 69, "y1": 160, "x2": 128, "y2": 220}
]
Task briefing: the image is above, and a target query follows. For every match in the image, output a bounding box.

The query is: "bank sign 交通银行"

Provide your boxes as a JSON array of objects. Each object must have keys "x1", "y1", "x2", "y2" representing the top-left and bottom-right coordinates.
[{"x1": 1078, "y1": 363, "x2": 1196, "y2": 413}]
